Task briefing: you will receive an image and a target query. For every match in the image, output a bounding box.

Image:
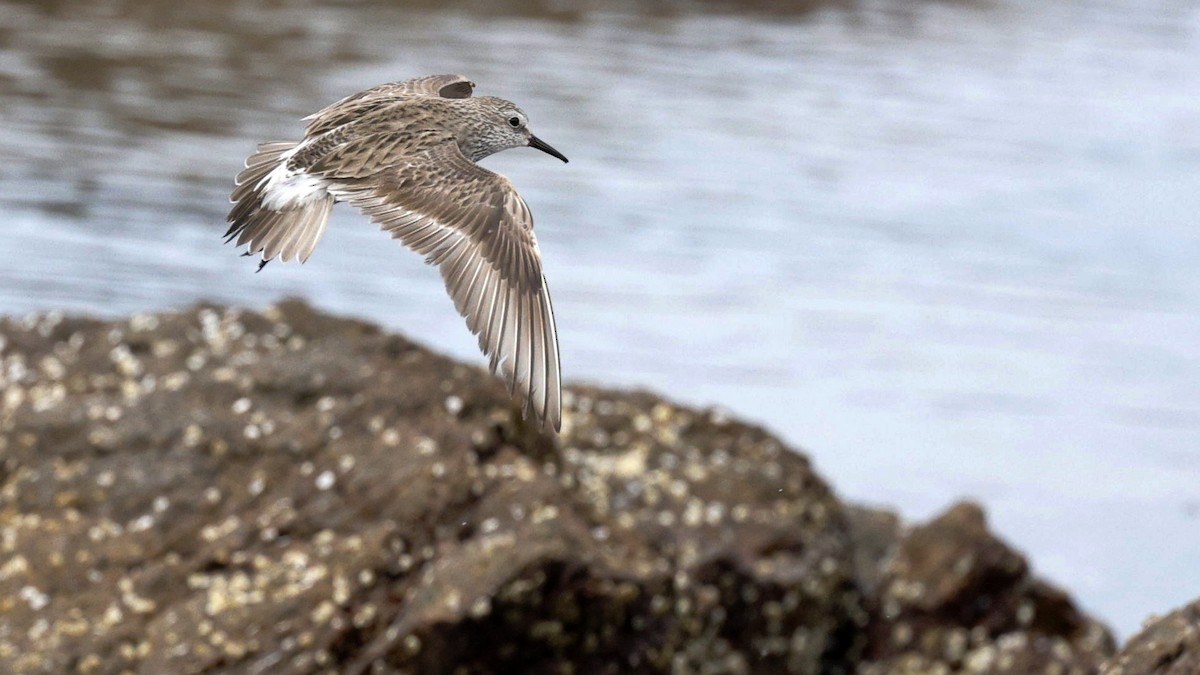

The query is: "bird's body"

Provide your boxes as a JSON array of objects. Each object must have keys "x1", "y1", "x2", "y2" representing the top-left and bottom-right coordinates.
[{"x1": 225, "y1": 75, "x2": 567, "y2": 431}]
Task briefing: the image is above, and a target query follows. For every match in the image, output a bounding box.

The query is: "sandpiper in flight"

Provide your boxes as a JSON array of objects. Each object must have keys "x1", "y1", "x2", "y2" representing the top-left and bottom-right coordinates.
[{"x1": 225, "y1": 75, "x2": 567, "y2": 431}]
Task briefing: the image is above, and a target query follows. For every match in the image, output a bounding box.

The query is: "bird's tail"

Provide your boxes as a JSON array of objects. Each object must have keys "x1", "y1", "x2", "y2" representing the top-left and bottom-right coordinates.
[{"x1": 225, "y1": 141, "x2": 334, "y2": 267}]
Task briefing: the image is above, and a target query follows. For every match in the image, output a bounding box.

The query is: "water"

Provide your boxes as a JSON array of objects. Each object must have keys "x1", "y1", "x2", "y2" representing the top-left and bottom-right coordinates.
[{"x1": 3, "y1": 0, "x2": 1198, "y2": 637}]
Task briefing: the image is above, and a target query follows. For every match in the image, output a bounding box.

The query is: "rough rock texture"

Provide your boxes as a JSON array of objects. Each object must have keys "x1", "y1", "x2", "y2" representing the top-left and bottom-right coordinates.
[
  {"x1": 851, "y1": 502, "x2": 1115, "y2": 674},
  {"x1": 0, "y1": 300, "x2": 1117, "y2": 673},
  {"x1": 1101, "y1": 600, "x2": 1200, "y2": 675}
]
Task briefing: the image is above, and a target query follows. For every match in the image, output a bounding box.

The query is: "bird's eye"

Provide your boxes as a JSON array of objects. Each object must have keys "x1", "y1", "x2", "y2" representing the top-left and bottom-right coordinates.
[{"x1": 508, "y1": 116, "x2": 521, "y2": 128}]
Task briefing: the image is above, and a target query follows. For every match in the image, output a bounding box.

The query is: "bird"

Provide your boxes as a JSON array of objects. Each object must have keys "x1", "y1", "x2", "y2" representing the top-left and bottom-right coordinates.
[{"x1": 225, "y1": 75, "x2": 568, "y2": 431}]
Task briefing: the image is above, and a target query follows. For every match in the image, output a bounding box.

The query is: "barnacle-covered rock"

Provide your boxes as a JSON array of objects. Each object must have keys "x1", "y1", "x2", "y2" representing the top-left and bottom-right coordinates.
[{"x1": 0, "y1": 300, "x2": 1118, "y2": 674}]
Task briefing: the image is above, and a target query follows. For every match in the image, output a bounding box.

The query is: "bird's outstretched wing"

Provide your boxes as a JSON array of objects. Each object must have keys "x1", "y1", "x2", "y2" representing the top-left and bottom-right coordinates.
[
  {"x1": 317, "y1": 141, "x2": 561, "y2": 431},
  {"x1": 304, "y1": 75, "x2": 475, "y2": 137}
]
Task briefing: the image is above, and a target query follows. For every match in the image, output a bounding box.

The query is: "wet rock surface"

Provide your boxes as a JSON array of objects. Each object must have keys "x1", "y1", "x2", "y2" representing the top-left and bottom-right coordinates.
[{"x1": 0, "y1": 300, "x2": 1123, "y2": 673}]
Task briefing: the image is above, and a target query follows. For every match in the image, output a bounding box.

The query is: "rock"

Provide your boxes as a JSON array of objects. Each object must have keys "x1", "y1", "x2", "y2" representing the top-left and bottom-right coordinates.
[
  {"x1": 0, "y1": 300, "x2": 862, "y2": 674},
  {"x1": 0, "y1": 300, "x2": 1116, "y2": 673},
  {"x1": 853, "y1": 502, "x2": 1115, "y2": 674},
  {"x1": 843, "y1": 505, "x2": 901, "y2": 599},
  {"x1": 1101, "y1": 599, "x2": 1200, "y2": 675}
]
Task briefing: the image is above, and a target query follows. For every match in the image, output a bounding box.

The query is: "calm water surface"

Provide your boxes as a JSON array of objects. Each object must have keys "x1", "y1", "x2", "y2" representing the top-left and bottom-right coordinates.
[{"x1": 3, "y1": 0, "x2": 1199, "y2": 635}]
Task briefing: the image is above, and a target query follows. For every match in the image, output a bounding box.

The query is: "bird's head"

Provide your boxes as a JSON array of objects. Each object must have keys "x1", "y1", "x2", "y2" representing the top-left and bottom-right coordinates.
[{"x1": 465, "y1": 96, "x2": 569, "y2": 164}]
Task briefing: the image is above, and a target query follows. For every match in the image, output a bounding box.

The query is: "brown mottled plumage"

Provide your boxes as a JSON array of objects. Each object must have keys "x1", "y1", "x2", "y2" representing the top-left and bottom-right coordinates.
[{"x1": 225, "y1": 75, "x2": 568, "y2": 431}]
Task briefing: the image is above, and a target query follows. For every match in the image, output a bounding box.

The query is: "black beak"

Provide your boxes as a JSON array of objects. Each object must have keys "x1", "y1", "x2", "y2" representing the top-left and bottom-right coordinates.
[{"x1": 529, "y1": 134, "x2": 569, "y2": 163}]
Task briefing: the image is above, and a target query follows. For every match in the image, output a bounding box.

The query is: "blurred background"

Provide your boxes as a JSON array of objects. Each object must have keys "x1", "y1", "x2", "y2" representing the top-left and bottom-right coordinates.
[{"x1": 2, "y1": 0, "x2": 1198, "y2": 638}]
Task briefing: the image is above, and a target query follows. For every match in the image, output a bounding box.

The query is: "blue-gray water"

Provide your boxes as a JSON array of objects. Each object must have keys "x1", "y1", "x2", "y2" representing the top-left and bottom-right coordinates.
[{"x1": 3, "y1": 0, "x2": 1198, "y2": 636}]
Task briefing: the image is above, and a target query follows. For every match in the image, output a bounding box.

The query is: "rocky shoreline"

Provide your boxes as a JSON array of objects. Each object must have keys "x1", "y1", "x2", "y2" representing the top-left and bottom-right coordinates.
[{"x1": 0, "y1": 300, "x2": 1191, "y2": 673}]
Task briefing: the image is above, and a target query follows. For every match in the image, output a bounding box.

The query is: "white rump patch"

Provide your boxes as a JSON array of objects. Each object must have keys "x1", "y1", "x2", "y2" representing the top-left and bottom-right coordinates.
[{"x1": 258, "y1": 148, "x2": 330, "y2": 211}]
